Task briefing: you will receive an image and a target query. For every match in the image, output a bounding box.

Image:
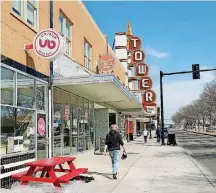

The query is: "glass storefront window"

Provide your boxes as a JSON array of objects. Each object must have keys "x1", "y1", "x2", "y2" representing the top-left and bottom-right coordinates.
[
  {"x1": 53, "y1": 88, "x2": 95, "y2": 155},
  {"x1": 71, "y1": 95, "x2": 78, "y2": 106},
  {"x1": 61, "y1": 92, "x2": 71, "y2": 155},
  {"x1": 89, "y1": 102, "x2": 94, "y2": 110},
  {"x1": 17, "y1": 73, "x2": 34, "y2": 108},
  {"x1": 36, "y1": 81, "x2": 47, "y2": 111},
  {"x1": 1, "y1": 106, "x2": 35, "y2": 156},
  {"x1": 53, "y1": 88, "x2": 64, "y2": 156},
  {"x1": 71, "y1": 105, "x2": 78, "y2": 154},
  {"x1": 89, "y1": 109, "x2": 94, "y2": 149},
  {"x1": 77, "y1": 98, "x2": 84, "y2": 152},
  {"x1": 1, "y1": 67, "x2": 15, "y2": 105}
]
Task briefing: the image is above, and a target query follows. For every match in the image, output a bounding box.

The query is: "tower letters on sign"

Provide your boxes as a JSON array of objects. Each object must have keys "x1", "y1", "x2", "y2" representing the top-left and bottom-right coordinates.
[{"x1": 128, "y1": 35, "x2": 157, "y2": 114}]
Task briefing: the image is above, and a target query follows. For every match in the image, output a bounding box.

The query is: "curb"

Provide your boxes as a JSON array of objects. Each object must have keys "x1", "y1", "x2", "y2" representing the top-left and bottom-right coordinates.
[
  {"x1": 178, "y1": 141, "x2": 216, "y2": 191},
  {"x1": 186, "y1": 130, "x2": 216, "y2": 137}
]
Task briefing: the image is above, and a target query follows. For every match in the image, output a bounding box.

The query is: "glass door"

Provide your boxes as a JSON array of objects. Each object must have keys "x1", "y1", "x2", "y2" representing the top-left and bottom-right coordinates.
[
  {"x1": 37, "y1": 113, "x2": 47, "y2": 159},
  {"x1": 53, "y1": 103, "x2": 63, "y2": 156},
  {"x1": 71, "y1": 105, "x2": 78, "y2": 154},
  {"x1": 77, "y1": 98, "x2": 85, "y2": 152},
  {"x1": 63, "y1": 105, "x2": 70, "y2": 155}
]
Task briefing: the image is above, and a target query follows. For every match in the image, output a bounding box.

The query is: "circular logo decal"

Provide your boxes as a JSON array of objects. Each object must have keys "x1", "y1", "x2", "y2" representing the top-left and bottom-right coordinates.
[
  {"x1": 33, "y1": 29, "x2": 64, "y2": 61},
  {"x1": 38, "y1": 118, "x2": 45, "y2": 136},
  {"x1": 98, "y1": 54, "x2": 116, "y2": 72}
]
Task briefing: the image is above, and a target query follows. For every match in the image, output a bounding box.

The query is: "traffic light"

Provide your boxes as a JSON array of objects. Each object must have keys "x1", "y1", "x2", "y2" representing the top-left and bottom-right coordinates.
[{"x1": 192, "y1": 64, "x2": 200, "y2": 79}]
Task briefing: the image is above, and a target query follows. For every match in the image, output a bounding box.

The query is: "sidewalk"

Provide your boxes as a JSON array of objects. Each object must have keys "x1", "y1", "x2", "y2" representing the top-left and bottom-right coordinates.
[{"x1": 4, "y1": 137, "x2": 216, "y2": 193}]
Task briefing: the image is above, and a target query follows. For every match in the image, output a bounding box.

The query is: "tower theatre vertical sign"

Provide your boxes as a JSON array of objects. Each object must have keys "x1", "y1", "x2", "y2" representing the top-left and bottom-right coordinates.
[{"x1": 128, "y1": 36, "x2": 157, "y2": 114}]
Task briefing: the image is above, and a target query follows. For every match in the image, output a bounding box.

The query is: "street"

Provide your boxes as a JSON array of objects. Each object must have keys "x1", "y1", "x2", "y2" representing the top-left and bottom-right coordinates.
[{"x1": 176, "y1": 130, "x2": 216, "y2": 181}]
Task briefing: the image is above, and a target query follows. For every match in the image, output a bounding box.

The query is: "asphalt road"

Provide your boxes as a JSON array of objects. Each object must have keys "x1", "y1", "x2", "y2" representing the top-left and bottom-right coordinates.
[{"x1": 175, "y1": 130, "x2": 216, "y2": 178}]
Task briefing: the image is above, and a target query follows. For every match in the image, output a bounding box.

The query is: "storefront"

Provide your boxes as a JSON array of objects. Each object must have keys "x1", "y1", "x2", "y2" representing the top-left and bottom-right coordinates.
[
  {"x1": 53, "y1": 74, "x2": 145, "y2": 149},
  {"x1": 52, "y1": 87, "x2": 95, "y2": 156},
  {"x1": 0, "y1": 62, "x2": 49, "y2": 187}
]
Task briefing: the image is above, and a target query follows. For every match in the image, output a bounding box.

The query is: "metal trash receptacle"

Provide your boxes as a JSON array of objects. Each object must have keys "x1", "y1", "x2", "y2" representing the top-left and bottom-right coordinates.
[{"x1": 167, "y1": 133, "x2": 176, "y2": 145}]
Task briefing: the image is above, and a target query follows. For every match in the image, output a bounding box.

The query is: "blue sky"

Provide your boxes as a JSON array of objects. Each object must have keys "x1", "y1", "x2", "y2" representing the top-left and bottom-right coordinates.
[{"x1": 84, "y1": 1, "x2": 216, "y2": 122}]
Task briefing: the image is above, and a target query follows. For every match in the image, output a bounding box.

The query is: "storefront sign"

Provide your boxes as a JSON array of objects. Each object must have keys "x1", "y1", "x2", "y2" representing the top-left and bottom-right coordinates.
[
  {"x1": 136, "y1": 63, "x2": 149, "y2": 76},
  {"x1": 33, "y1": 29, "x2": 64, "y2": 61},
  {"x1": 142, "y1": 90, "x2": 156, "y2": 104},
  {"x1": 139, "y1": 77, "x2": 153, "y2": 90},
  {"x1": 64, "y1": 105, "x2": 70, "y2": 120},
  {"x1": 145, "y1": 105, "x2": 156, "y2": 114},
  {"x1": 128, "y1": 36, "x2": 141, "y2": 51},
  {"x1": 98, "y1": 54, "x2": 116, "y2": 72},
  {"x1": 132, "y1": 50, "x2": 145, "y2": 65},
  {"x1": 127, "y1": 34, "x2": 157, "y2": 113},
  {"x1": 38, "y1": 118, "x2": 46, "y2": 135}
]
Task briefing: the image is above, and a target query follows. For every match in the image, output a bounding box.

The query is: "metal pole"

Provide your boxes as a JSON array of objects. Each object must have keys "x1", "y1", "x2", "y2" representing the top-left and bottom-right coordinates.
[
  {"x1": 160, "y1": 71, "x2": 165, "y2": 145},
  {"x1": 149, "y1": 117, "x2": 152, "y2": 139},
  {"x1": 127, "y1": 116, "x2": 130, "y2": 142},
  {"x1": 48, "y1": 0, "x2": 54, "y2": 158}
]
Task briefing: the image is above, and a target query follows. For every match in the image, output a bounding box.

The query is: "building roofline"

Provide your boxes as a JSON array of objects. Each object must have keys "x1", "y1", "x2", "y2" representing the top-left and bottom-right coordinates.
[{"x1": 79, "y1": 1, "x2": 125, "y2": 72}]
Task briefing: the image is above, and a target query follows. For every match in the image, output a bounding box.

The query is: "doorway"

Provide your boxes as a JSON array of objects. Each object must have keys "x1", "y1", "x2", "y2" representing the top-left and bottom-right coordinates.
[{"x1": 109, "y1": 113, "x2": 116, "y2": 128}]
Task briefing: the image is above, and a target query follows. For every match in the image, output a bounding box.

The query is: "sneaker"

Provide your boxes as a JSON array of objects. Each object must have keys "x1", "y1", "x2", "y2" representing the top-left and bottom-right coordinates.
[{"x1": 113, "y1": 174, "x2": 117, "y2": 179}]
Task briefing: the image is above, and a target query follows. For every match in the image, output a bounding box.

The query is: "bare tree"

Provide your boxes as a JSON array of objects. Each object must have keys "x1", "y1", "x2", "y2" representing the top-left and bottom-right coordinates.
[{"x1": 172, "y1": 80, "x2": 216, "y2": 132}]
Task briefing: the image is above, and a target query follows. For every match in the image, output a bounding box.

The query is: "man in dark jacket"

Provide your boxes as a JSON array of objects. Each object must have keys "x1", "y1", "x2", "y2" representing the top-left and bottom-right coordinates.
[
  {"x1": 156, "y1": 127, "x2": 161, "y2": 143},
  {"x1": 104, "y1": 124, "x2": 126, "y2": 179}
]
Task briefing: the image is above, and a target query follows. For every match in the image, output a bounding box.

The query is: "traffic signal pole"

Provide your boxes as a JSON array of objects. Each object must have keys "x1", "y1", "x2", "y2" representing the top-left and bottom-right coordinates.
[
  {"x1": 160, "y1": 67, "x2": 216, "y2": 145},
  {"x1": 160, "y1": 71, "x2": 165, "y2": 145}
]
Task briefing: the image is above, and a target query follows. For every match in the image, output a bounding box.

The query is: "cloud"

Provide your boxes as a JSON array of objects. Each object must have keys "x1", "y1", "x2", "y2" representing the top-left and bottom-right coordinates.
[
  {"x1": 154, "y1": 66, "x2": 215, "y2": 122},
  {"x1": 144, "y1": 47, "x2": 169, "y2": 58}
]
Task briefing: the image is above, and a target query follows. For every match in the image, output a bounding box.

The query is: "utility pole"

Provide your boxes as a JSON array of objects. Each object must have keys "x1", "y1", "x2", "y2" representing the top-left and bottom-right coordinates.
[
  {"x1": 160, "y1": 67, "x2": 216, "y2": 146},
  {"x1": 160, "y1": 71, "x2": 165, "y2": 145}
]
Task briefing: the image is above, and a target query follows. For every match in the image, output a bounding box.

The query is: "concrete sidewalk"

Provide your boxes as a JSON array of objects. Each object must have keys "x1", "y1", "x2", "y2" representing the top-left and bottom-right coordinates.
[{"x1": 4, "y1": 137, "x2": 216, "y2": 193}]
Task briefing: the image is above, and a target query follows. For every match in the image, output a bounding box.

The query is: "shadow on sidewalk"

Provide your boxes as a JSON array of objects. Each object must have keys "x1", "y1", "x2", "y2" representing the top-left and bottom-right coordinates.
[
  {"x1": 126, "y1": 152, "x2": 140, "y2": 155},
  {"x1": 131, "y1": 142, "x2": 161, "y2": 147},
  {"x1": 88, "y1": 171, "x2": 113, "y2": 180}
]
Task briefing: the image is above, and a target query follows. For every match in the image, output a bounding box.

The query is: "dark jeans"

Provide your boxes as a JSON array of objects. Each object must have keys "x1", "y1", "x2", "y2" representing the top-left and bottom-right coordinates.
[
  {"x1": 144, "y1": 136, "x2": 147, "y2": 143},
  {"x1": 157, "y1": 136, "x2": 160, "y2": 142}
]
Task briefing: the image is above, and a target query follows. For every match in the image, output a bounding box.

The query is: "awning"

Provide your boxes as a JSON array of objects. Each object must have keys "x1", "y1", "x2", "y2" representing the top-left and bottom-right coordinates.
[
  {"x1": 53, "y1": 74, "x2": 146, "y2": 112},
  {"x1": 120, "y1": 109, "x2": 150, "y2": 116}
]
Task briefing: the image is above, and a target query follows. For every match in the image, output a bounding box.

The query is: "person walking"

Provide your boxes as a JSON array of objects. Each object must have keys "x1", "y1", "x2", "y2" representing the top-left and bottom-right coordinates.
[
  {"x1": 156, "y1": 127, "x2": 161, "y2": 143},
  {"x1": 104, "y1": 124, "x2": 126, "y2": 179},
  {"x1": 143, "y1": 128, "x2": 148, "y2": 143}
]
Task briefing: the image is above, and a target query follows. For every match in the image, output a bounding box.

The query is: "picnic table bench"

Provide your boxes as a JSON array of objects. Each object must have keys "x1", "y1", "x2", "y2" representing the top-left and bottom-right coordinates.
[{"x1": 11, "y1": 157, "x2": 88, "y2": 187}]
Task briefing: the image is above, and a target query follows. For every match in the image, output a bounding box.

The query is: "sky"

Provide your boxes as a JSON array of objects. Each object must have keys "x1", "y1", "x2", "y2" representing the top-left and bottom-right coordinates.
[{"x1": 84, "y1": 1, "x2": 216, "y2": 122}]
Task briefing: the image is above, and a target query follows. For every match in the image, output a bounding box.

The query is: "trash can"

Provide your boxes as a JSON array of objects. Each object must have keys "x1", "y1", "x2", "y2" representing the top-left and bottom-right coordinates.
[{"x1": 167, "y1": 134, "x2": 177, "y2": 146}]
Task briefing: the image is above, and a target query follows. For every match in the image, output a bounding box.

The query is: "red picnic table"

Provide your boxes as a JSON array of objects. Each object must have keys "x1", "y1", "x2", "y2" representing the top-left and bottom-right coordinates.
[{"x1": 12, "y1": 157, "x2": 88, "y2": 188}]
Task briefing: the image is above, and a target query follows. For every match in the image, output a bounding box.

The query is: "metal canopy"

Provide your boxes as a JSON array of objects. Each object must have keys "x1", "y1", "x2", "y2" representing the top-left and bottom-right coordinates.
[
  {"x1": 53, "y1": 74, "x2": 145, "y2": 112},
  {"x1": 120, "y1": 109, "x2": 150, "y2": 116}
]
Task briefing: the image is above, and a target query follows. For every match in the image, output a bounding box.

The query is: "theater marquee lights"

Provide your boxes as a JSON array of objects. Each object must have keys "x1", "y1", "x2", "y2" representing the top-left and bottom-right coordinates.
[{"x1": 128, "y1": 35, "x2": 157, "y2": 114}]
